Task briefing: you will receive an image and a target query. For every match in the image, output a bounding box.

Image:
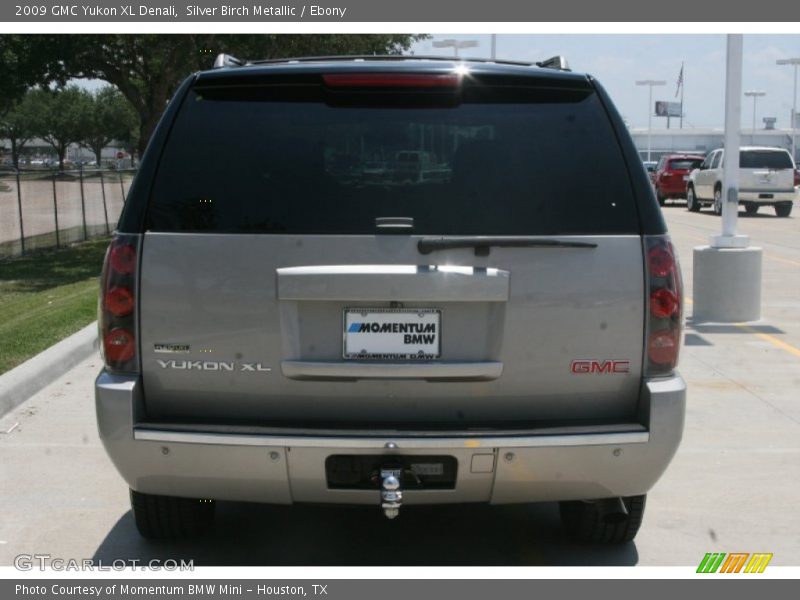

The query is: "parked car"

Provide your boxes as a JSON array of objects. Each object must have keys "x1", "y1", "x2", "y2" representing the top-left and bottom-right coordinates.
[
  {"x1": 654, "y1": 154, "x2": 705, "y2": 206},
  {"x1": 686, "y1": 146, "x2": 796, "y2": 217},
  {"x1": 643, "y1": 160, "x2": 658, "y2": 185},
  {"x1": 96, "y1": 55, "x2": 685, "y2": 544}
]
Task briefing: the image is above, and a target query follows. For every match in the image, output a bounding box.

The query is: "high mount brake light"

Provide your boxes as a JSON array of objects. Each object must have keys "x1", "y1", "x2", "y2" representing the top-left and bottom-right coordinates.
[
  {"x1": 99, "y1": 235, "x2": 139, "y2": 372},
  {"x1": 644, "y1": 236, "x2": 683, "y2": 375},
  {"x1": 322, "y1": 73, "x2": 461, "y2": 88}
]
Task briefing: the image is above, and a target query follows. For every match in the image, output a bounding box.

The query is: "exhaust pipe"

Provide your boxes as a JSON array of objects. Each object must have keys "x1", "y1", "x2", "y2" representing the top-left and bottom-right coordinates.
[{"x1": 595, "y1": 497, "x2": 628, "y2": 524}]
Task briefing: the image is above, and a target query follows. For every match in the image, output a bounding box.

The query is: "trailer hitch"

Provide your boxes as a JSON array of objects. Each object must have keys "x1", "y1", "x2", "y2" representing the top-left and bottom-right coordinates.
[{"x1": 380, "y1": 466, "x2": 403, "y2": 519}]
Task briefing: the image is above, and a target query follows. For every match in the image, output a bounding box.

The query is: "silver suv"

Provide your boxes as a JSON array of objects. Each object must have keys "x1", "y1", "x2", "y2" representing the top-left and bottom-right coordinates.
[{"x1": 95, "y1": 55, "x2": 686, "y2": 545}]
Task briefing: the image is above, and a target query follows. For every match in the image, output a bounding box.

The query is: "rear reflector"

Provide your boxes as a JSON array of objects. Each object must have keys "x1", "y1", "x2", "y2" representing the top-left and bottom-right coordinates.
[{"x1": 323, "y1": 73, "x2": 461, "y2": 88}]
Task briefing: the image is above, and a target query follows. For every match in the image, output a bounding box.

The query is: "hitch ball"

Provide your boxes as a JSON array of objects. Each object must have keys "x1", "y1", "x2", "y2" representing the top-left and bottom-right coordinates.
[{"x1": 380, "y1": 468, "x2": 403, "y2": 519}]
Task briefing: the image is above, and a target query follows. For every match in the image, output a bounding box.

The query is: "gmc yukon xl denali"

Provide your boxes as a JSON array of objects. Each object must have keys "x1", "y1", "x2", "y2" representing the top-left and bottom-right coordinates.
[{"x1": 95, "y1": 55, "x2": 686, "y2": 544}]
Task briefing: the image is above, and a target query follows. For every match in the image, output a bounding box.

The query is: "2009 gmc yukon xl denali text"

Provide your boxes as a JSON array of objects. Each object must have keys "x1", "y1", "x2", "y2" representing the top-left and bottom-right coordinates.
[{"x1": 95, "y1": 55, "x2": 686, "y2": 544}]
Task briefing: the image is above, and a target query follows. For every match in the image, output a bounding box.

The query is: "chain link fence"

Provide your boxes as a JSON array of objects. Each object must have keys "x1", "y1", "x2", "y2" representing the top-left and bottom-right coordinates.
[{"x1": 0, "y1": 167, "x2": 136, "y2": 259}]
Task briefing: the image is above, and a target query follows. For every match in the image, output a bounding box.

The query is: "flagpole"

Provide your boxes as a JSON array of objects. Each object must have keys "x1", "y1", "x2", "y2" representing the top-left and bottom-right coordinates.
[{"x1": 680, "y1": 61, "x2": 685, "y2": 129}]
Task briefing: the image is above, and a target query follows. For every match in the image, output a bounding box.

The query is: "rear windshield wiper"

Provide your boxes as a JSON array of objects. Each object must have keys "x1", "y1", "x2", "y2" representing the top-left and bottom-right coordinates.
[{"x1": 417, "y1": 236, "x2": 598, "y2": 256}]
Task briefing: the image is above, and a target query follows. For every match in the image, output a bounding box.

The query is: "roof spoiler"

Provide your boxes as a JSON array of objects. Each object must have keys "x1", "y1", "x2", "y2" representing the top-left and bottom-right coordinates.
[
  {"x1": 213, "y1": 53, "x2": 247, "y2": 69},
  {"x1": 535, "y1": 56, "x2": 571, "y2": 72},
  {"x1": 211, "y1": 53, "x2": 572, "y2": 72}
]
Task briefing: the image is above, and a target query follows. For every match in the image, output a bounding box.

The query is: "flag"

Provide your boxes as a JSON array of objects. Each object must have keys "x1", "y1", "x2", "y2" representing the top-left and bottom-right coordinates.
[{"x1": 675, "y1": 63, "x2": 684, "y2": 98}]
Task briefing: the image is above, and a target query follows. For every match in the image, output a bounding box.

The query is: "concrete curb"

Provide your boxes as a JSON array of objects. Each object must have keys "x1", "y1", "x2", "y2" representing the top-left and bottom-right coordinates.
[{"x1": 0, "y1": 321, "x2": 99, "y2": 418}]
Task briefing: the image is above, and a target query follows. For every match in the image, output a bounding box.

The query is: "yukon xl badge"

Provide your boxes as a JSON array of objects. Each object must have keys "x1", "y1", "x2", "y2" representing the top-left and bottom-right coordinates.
[{"x1": 156, "y1": 360, "x2": 272, "y2": 372}]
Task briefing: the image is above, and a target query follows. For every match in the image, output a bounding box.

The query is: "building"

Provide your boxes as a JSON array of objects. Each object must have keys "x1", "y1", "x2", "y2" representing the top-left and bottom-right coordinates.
[{"x1": 630, "y1": 127, "x2": 798, "y2": 162}]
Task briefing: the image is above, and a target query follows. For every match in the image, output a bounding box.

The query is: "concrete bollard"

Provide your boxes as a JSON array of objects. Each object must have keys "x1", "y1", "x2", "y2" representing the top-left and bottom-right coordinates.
[{"x1": 692, "y1": 246, "x2": 762, "y2": 323}]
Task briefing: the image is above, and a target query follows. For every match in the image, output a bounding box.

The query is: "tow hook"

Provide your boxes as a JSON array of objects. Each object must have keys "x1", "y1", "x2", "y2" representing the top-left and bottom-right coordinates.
[{"x1": 380, "y1": 467, "x2": 403, "y2": 519}]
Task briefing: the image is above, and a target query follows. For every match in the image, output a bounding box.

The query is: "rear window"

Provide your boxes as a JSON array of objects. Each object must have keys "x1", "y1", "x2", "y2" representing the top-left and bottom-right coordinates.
[
  {"x1": 668, "y1": 159, "x2": 703, "y2": 170},
  {"x1": 146, "y1": 82, "x2": 640, "y2": 235},
  {"x1": 740, "y1": 150, "x2": 793, "y2": 169}
]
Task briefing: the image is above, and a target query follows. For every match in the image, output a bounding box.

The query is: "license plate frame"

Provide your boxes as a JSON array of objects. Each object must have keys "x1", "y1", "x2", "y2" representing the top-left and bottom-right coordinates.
[{"x1": 343, "y1": 307, "x2": 442, "y2": 360}]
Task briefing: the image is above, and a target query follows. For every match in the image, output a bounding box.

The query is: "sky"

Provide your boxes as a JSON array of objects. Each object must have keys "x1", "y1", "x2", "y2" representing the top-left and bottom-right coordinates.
[{"x1": 412, "y1": 34, "x2": 800, "y2": 130}]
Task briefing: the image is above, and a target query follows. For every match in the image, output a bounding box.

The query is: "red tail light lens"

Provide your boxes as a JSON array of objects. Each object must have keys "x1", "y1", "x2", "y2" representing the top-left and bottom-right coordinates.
[
  {"x1": 109, "y1": 244, "x2": 136, "y2": 274},
  {"x1": 104, "y1": 286, "x2": 134, "y2": 317},
  {"x1": 648, "y1": 330, "x2": 679, "y2": 365},
  {"x1": 794, "y1": 169, "x2": 799, "y2": 186},
  {"x1": 103, "y1": 328, "x2": 136, "y2": 363},
  {"x1": 650, "y1": 288, "x2": 679, "y2": 319},
  {"x1": 99, "y1": 234, "x2": 139, "y2": 372},
  {"x1": 647, "y1": 244, "x2": 674, "y2": 277},
  {"x1": 323, "y1": 73, "x2": 461, "y2": 88},
  {"x1": 644, "y1": 236, "x2": 683, "y2": 376}
]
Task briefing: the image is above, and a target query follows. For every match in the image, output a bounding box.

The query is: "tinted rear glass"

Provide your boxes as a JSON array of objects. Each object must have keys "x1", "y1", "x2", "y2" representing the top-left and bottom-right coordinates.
[
  {"x1": 146, "y1": 83, "x2": 639, "y2": 235},
  {"x1": 668, "y1": 159, "x2": 703, "y2": 170},
  {"x1": 740, "y1": 150, "x2": 793, "y2": 169}
]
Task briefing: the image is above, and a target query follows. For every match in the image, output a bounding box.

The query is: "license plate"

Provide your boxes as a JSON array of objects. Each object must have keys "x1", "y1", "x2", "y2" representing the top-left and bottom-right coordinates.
[
  {"x1": 343, "y1": 308, "x2": 441, "y2": 360},
  {"x1": 683, "y1": 175, "x2": 689, "y2": 181}
]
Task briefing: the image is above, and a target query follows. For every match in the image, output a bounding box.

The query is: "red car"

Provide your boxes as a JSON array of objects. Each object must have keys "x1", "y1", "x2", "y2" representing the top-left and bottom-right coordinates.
[{"x1": 654, "y1": 154, "x2": 706, "y2": 206}]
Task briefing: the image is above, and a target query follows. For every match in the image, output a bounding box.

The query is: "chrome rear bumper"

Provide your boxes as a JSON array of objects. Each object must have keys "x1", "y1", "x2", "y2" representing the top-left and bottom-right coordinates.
[{"x1": 95, "y1": 373, "x2": 685, "y2": 505}]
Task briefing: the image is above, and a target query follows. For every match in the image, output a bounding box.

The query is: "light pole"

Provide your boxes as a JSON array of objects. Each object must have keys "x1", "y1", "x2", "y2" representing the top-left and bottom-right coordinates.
[
  {"x1": 635, "y1": 80, "x2": 666, "y2": 162},
  {"x1": 744, "y1": 90, "x2": 766, "y2": 143},
  {"x1": 776, "y1": 58, "x2": 799, "y2": 163},
  {"x1": 432, "y1": 39, "x2": 479, "y2": 59}
]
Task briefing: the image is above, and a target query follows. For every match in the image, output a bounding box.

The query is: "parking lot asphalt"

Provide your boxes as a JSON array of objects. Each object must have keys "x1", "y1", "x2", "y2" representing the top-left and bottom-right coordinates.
[{"x1": 0, "y1": 204, "x2": 798, "y2": 567}]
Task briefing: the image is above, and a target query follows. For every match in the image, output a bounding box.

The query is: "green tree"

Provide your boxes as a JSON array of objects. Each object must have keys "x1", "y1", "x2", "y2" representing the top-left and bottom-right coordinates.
[
  {"x1": 28, "y1": 86, "x2": 92, "y2": 171},
  {"x1": 0, "y1": 91, "x2": 39, "y2": 168},
  {"x1": 1, "y1": 35, "x2": 427, "y2": 156},
  {"x1": 81, "y1": 86, "x2": 138, "y2": 165}
]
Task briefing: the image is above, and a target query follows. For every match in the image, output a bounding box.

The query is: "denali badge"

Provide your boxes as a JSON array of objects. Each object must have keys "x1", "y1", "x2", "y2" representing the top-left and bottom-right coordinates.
[
  {"x1": 156, "y1": 360, "x2": 271, "y2": 372},
  {"x1": 570, "y1": 359, "x2": 631, "y2": 374},
  {"x1": 154, "y1": 343, "x2": 190, "y2": 354}
]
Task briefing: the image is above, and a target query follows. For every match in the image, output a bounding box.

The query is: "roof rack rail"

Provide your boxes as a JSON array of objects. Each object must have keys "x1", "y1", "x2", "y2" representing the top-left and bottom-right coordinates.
[
  {"x1": 213, "y1": 53, "x2": 247, "y2": 69},
  {"x1": 535, "y1": 55, "x2": 571, "y2": 72}
]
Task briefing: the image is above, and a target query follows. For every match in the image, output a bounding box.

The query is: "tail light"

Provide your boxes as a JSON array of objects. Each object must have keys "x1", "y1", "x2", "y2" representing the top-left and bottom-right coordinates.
[
  {"x1": 644, "y1": 236, "x2": 683, "y2": 376},
  {"x1": 794, "y1": 169, "x2": 799, "y2": 187},
  {"x1": 99, "y1": 234, "x2": 140, "y2": 372}
]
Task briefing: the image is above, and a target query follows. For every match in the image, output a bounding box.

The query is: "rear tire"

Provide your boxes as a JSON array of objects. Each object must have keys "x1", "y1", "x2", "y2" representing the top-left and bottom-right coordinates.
[
  {"x1": 744, "y1": 203, "x2": 759, "y2": 215},
  {"x1": 559, "y1": 495, "x2": 647, "y2": 544},
  {"x1": 686, "y1": 186, "x2": 700, "y2": 212},
  {"x1": 713, "y1": 187, "x2": 723, "y2": 215},
  {"x1": 656, "y1": 190, "x2": 666, "y2": 206},
  {"x1": 130, "y1": 489, "x2": 215, "y2": 539},
  {"x1": 775, "y1": 203, "x2": 793, "y2": 217}
]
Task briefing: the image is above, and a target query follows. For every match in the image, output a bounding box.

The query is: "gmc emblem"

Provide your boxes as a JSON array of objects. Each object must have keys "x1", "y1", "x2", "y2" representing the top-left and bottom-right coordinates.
[{"x1": 570, "y1": 359, "x2": 631, "y2": 374}]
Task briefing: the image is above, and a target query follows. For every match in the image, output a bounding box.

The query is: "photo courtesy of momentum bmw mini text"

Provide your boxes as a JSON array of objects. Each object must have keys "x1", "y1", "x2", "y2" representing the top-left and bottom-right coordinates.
[{"x1": 0, "y1": 0, "x2": 799, "y2": 596}]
